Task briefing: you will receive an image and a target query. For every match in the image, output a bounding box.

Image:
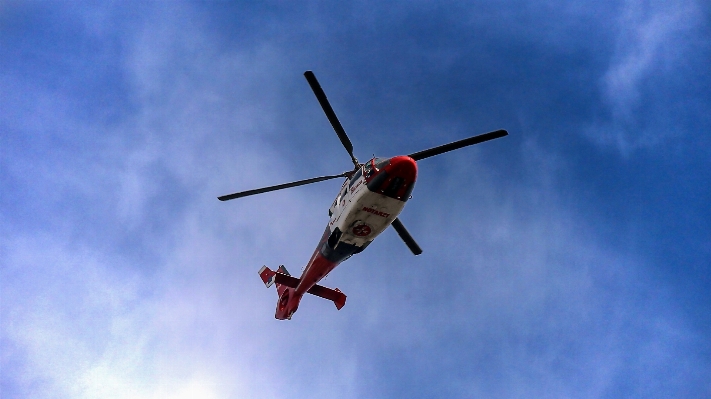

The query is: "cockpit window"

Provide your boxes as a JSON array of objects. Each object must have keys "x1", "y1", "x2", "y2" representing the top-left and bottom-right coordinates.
[
  {"x1": 363, "y1": 161, "x2": 373, "y2": 178},
  {"x1": 375, "y1": 158, "x2": 390, "y2": 170}
]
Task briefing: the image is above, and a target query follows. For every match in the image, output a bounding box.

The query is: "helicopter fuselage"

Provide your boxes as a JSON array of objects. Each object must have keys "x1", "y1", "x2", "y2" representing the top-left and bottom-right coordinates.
[
  {"x1": 273, "y1": 155, "x2": 417, "y2": 319},
  {"x1": 230, "y1": 70, "x2": 506, "y2": 320}
]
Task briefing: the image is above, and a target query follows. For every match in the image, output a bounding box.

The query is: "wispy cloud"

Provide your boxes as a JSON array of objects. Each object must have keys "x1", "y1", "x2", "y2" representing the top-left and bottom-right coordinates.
[
  {"x1": 1, "y1": 2, "x2": 708, "y2": 399},
  {"x1": 594, "y1": 0, "x2": 703, "y2": 153},
  {"x1": 1, "y1": 4, "x2": 358, "y2": 398}
]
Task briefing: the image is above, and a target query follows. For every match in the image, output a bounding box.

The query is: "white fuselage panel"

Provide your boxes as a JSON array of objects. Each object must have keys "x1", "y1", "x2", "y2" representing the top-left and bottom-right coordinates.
[{"x1": 328, "y1": 176, "x2": 405, "y2": 247}]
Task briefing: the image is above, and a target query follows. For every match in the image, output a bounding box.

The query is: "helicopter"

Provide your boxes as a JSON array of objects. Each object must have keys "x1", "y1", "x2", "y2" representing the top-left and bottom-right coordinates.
[{"x1": 219, "y1": 71, "x2": 508, "y2": 320}]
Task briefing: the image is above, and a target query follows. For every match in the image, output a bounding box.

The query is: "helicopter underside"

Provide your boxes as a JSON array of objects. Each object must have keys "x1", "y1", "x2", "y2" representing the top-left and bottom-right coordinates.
[
  {"x1": 273, "y1": 156, "x2": 418, "y2": 319},
  {"x1": 220, "y1": 70, "x2": 507, "y2": 320}
]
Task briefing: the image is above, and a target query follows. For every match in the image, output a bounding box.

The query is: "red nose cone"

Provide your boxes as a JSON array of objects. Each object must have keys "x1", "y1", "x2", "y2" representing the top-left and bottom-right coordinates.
[
  {"x1": 367, "y1": 155, "x2": 417, "y2": 201},
  {"x1": 386, "y1": 155, "x2": 418, "y2": 181}
]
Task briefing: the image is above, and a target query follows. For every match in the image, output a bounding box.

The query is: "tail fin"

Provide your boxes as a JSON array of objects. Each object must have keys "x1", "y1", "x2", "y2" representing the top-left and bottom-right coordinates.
[
  {"x1": 259, "y1": 265, "x2": 293, "y2": 287},
  {"x1": 260, "y1": 265, "x2": 299, "y2": 290},
  {"x1": 258, "y1": 265, "x2": 277, "y2": 288}
]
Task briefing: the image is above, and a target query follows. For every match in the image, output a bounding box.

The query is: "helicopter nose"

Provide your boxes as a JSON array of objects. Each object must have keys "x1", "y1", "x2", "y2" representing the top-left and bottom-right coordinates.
[
  {"x1": 387, "y1": 155, "x2": 418, "y2": 181},
  {"x1": 365, "y1": 155, "x2": 417, "y2": 201}
]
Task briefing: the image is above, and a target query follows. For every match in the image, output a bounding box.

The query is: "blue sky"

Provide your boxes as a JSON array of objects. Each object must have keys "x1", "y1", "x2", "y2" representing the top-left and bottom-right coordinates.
[{"x1": 1, "y1": 1, "x2": 709, "y2": 398}]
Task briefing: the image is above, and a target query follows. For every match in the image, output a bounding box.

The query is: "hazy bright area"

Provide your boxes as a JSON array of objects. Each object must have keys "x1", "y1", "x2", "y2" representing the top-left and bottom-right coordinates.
[{"x1": 1, "y1": 1, "x2": 709, "y2": 398}]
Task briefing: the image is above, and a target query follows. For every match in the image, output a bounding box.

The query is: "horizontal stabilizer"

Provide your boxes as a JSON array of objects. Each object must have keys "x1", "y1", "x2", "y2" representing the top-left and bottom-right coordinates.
[
  {"x1": 257, "y1": 266, "x2": 347, "y2": 309},
  {"x1": 307, "y1": 284, "x2": 347, "y2": 310},
  {"x1": 259, "y1": 265, "x2": 297, "y2": 288},
  {"x1": 274, "y1": 270, "x2": 300, "y2": 289}
]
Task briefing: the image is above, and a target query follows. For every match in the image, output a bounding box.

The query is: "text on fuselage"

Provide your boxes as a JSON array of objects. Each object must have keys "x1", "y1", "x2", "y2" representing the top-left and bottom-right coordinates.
[{"x1": 362, "y1": 206, "x2": 390, "y2": 218}]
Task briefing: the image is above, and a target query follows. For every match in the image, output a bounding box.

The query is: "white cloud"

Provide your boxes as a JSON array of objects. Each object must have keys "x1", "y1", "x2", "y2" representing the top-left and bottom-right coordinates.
[
  {"x1": 594, "y1": 0, "x2": 702, "y2": 153},
  {"x1": 2, "y1": 2, "x2": 706, "y2": 398},
  {"x1": 1, "y1": 231, "x2": 258, "y2": 399},
  {"x1": 1, "y1": 5, "x2": 358, "y2": 398}
]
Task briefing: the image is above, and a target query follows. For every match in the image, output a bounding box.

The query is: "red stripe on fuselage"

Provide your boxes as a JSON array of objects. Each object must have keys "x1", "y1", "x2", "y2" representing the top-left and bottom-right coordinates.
[
  {"x1": 277, "y1": 226, "x2": 339, "y2": 319},
  {"x1": 296, "y1": 251, "x2": 338, "y2": 296},
  {"x1": 296, "y1": 225, "x2": 338, "y2": 296}
]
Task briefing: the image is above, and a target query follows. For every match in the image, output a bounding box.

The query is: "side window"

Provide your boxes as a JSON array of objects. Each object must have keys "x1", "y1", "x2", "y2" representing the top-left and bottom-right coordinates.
[
  {"x1": 336, "y1": 187, "x2": 346, "y2": 205},
  {"x1": 349, "y1": 168, "x2": 363, "y2": 186}
]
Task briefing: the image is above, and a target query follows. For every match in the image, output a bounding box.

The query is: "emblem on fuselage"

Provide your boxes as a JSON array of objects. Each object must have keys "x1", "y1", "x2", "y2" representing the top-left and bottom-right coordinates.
[{"x1": 352, "y1": 223, "x2": 372, "y2": 237}]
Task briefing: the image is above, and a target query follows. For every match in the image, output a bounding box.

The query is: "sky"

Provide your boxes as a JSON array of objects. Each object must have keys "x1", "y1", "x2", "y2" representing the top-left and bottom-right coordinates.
[{"x1": 1, "y1": 1, "x2": 710, "y2": 398}]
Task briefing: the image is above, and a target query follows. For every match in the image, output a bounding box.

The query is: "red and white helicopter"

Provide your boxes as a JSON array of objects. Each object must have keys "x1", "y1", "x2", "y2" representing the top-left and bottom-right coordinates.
[{"x1": 219, "y1": 71, "x2": 507, "y2": 320}]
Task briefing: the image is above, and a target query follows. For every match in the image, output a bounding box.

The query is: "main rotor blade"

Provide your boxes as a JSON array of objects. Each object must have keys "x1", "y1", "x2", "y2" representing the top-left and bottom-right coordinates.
[
  {"x1": 218, "y1": 173, "x2": 348, "y2": 201},
  {"x1": 391, "y1": 217, "x2": 423, "y2": 256},
  {"x1": 408, "y1": 129, "x2": 508, "y2": 161},
  {"x1": 304, "y1": 71, "x2": 359, "y2": 168}
]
